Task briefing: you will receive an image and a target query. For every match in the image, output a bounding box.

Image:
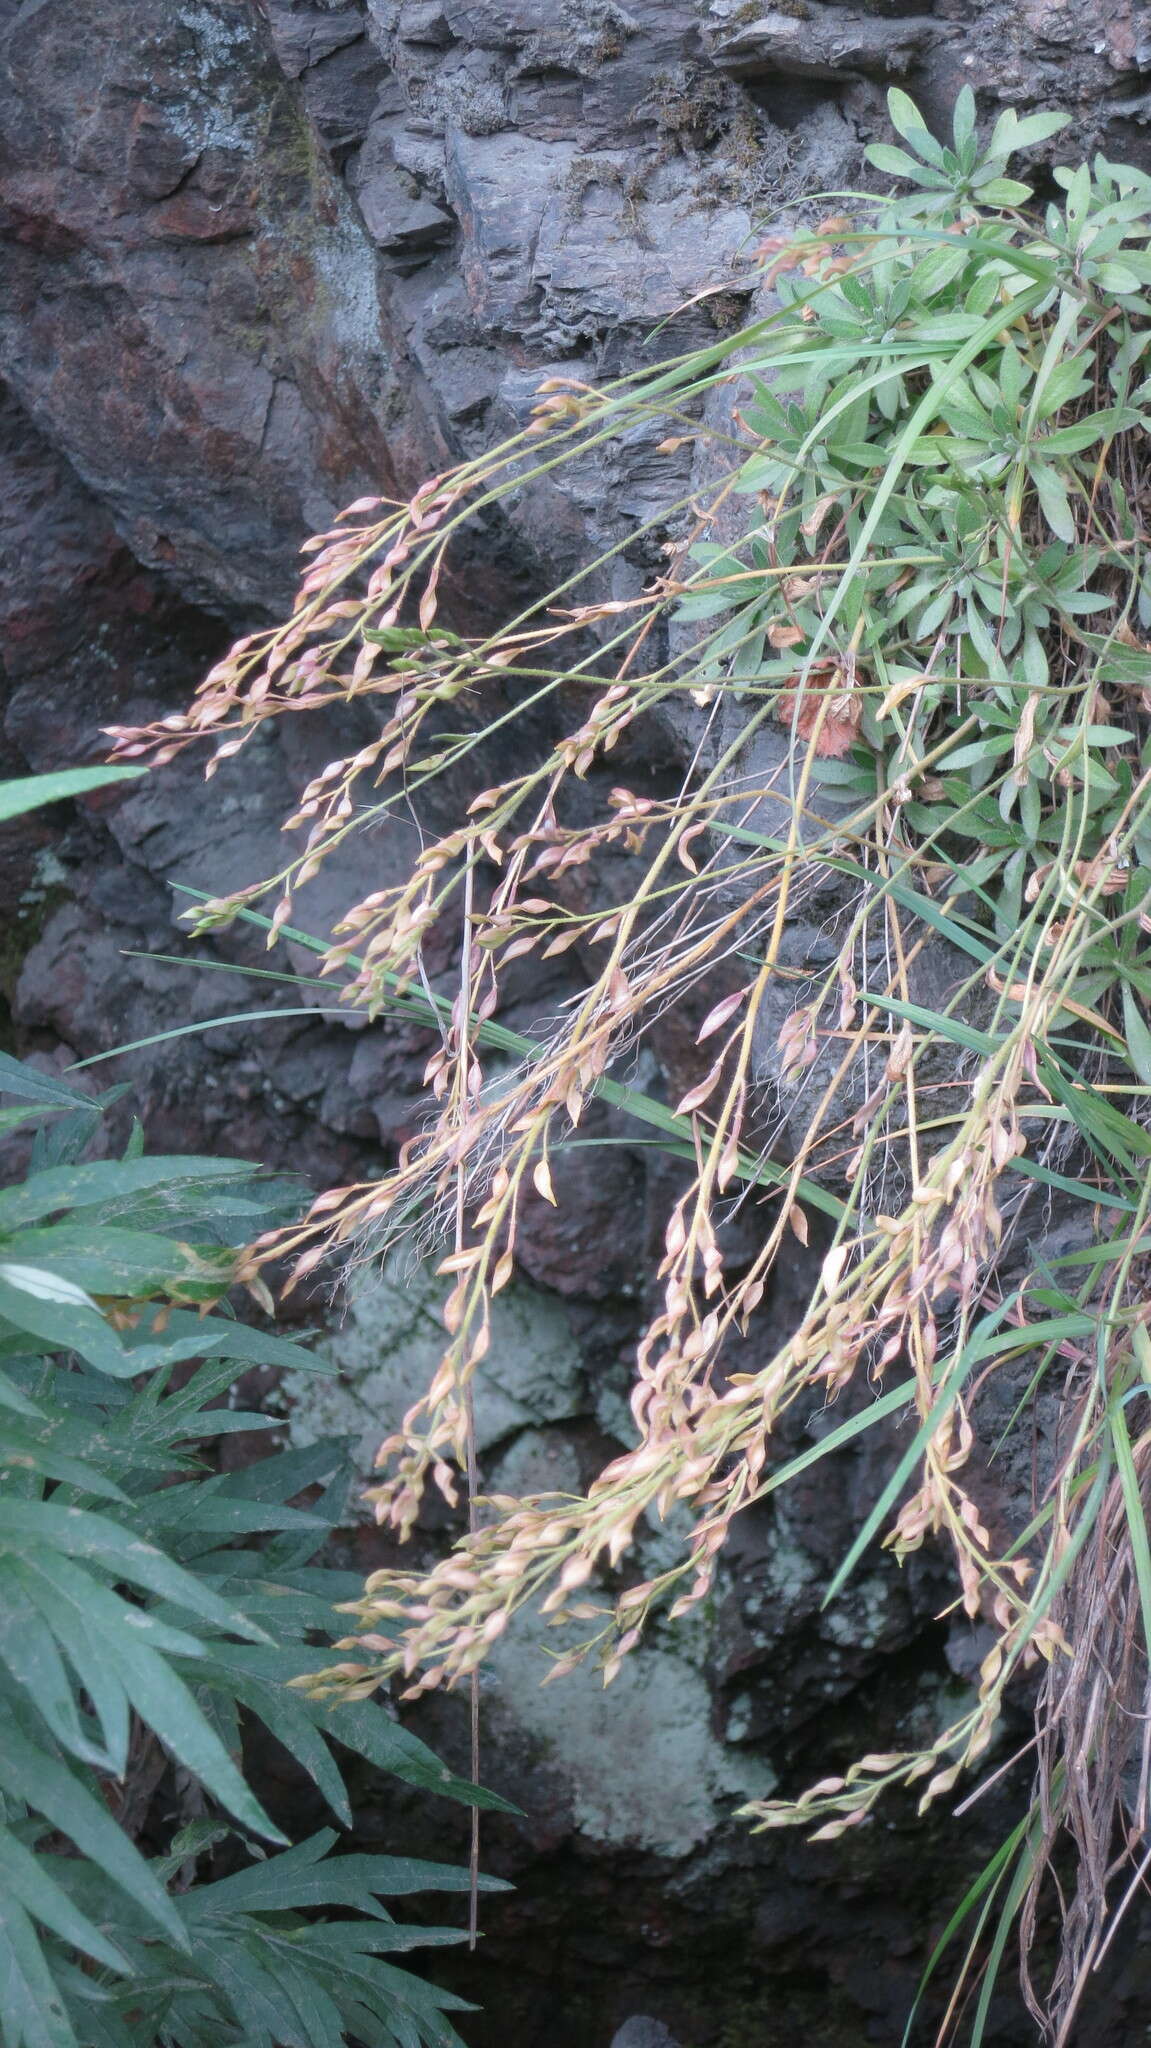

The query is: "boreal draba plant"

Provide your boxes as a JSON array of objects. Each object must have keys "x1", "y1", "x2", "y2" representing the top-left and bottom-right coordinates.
[{"x1": 112, "y1": 91, "x2": 1151, "y2": 2040}]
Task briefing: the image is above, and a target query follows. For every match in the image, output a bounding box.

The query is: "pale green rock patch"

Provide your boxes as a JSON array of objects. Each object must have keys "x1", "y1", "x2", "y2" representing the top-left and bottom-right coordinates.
[{"x1": 284, "y1": 1251, "x2": 587, "y2": 1478}]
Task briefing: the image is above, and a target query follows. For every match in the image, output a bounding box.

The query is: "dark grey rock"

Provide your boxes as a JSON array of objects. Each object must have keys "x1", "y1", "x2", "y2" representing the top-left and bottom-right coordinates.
[
  {"x1": 263, "y1": 1, "x2": 367, "y2": 76},
  {"x1": 357, "y1": 161, "x2": 455, "y2": 249},
  {"x1": 704, "y1": 0, "x2": 943, "y2": 81}
]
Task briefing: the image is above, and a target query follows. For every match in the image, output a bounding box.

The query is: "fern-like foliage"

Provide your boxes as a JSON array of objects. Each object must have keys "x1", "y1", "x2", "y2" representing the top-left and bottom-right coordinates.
[{"x1": 0, "y1": 770, "x2": 507, "y2": 2048}]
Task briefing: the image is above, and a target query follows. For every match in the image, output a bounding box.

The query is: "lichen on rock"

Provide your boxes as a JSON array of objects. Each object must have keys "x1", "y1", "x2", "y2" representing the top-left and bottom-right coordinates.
[{"x1": 285, "y1": 1248, "x2": 587, "y2": 1472}]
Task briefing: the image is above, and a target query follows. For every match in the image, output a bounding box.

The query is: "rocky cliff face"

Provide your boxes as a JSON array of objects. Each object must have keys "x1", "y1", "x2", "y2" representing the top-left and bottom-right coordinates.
[{"x1": 2, "y1": 4, "x2": 1150, "y2": 2043}]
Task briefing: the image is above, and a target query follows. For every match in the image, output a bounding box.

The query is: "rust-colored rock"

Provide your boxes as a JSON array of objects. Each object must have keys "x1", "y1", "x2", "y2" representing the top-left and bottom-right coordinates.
[{"x1": 0, "y1": 0, "x2": 447, "y2": 615}]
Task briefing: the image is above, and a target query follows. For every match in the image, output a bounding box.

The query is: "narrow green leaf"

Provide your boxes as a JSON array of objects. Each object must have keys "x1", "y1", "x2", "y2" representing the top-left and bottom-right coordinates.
[
  {"x1": 195, "y1": 1570, "x2": 362, "y2": 1639},
  {"x1": 967, "y1": 1823, "x2": 1044, "y2": 2048},
  {"x1": 952, "y1": 85, "x2": 976, "y2": 150},
  {"x1": 886, "y1": 88, "x2": 945, "y2": 162},
  {"x1": 238, "y1": 1672, "x2": 522, "y2": 1813},
  {"x1": 0, "y1": 768, "x2": 144, "y2": 825},
  {"x1": 0, "y1": 1832, "x2": 132, "y2": 1975},
  {"x1": 866, "y1": 143, "x2": 949, "y2": 185},
  {"x1": 0, "y1": 1723, "x2": 187, "y2": 1944},
  {"x1": 117, "y1": 1309, "x2": 329, "y2": 1379},
  {"x1": 0, "y1": 1265, "x2": 99, "y2": 1312},
  {"x1": 71, "y1": 1008, "x2": 352, "y2": 1070},
  {"x1": 975, "y1": 177, "x2": 1033, "y2": 205},
  {"x1": 1111, "y1": 1395, "x2": 1151, "y2": 1660},
  {"x1": 212, "y1": 1439, "x2": 346, "y2": 1508},
  {"x1": 759, "y1": 1381, "x2": 916, "y2": 1499},
  {"x1": 97, "y1": 1626, "x2": 287, "y2": 1844},
  {"x1": 193, "y1": 1932, "x2": 306, "y2": 2045},
  {"x1": 1012, "y1": 1156, "x2": 1134, "y2": 1213},
  {"x1": 187, "y1": 1837, "x2": 507, "y2": 1919},
  {"x1": 0, "y1": 1157, "x2": 260, "y2": 1232},
  {"x1": 900, "y1": 1815, "x2": 1031, "y2": 2048},
  {"x1": 142, "y1": 1489, "x2": 324, "y2": 1541},
  {"x1": 15, "y1": 1547, "x2": 208, "y2": 1665},
  {"x1": 0, "y1": 1275, "x2": 131, "y2": 1376},
  {"x1": 859, "y1": 989, "x2": 997, "y2": 1057},
  {"x1": 0, "y1": 1053, "x2": 105, "y2": 1111},
  {"x1": 0, "y1": 1107, "x2": 69, "y2": 1144},
  {"x1": 3, "y1": 1579, "x2": 132, "y2": 1774},
  {"x1": 0, "y1": 1226, "x2": 203, "y2": 1299},
  {"x1": 996, "y1": 106, "x2": 1069, "y2": 151},
  {"x1": 824, "y1": 1349, "x2": 973, "y2": 1606},
  {"x1": 0, "y1": 1370, "x2": 46, "y2": 1418},
  {"x1": 0, "y1": 1577, "x2": 114, "y2": 1767},
  {"x1": 283, "y1": 1919, "x2": 470, "y2": 1967},
  {"x1": 1048, "y1": 1064, "x2": 1151, "y2": 1164},
  {"x1": 965, "y1": 1313, "x2": 1095, "y2": 1364},
  {"x1": 934, "y1": 735, "x2": 1014, "y2": 771},
  {"x1": 0, "y1": 1894, "x2": 78, "y2": 2048},
  {"x1": 257, "y1": 1950, "x2": 348, "y2": 2048},
  {"x1": 0, "y1": 1425, "x2": 128, "y2": 1500},
  {"x1": 195, "y1": 1665, "x2": 352, "y2": 1828},
  {"x1": 297, "y1": 1921, "x2": 466, "y2": 1955},
  {"x1": 1029, "y1": 459, "x2": 1076, "y2": 542},
  {"x1": 1042, "y1": 413, "x2": 1131, "y2": 454},
  {"x1": 1098, "y1": 261, "x2": 1146, "y2": 294},
  {"x1": 0, "y1": 1500, "x2": 271, "y2": 1642},
  {"x1": 1122, "y1": 986, "x2": 1151, "y2": 1085}
]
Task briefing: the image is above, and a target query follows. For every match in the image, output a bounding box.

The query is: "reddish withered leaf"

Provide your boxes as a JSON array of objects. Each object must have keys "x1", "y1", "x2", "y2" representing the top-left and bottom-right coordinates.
[{"x1": 776, "y1": 661, "x2": 862, "y2": 758}]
